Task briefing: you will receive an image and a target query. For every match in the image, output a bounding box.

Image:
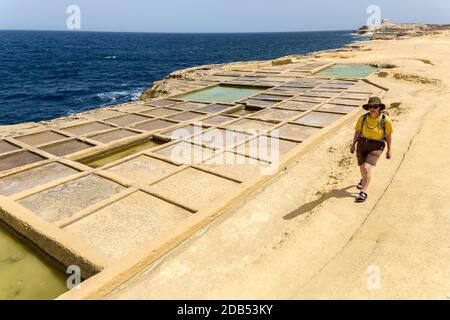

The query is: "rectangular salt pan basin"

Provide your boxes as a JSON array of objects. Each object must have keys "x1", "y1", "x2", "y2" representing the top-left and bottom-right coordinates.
[
  {"x1": 316, "y1": 64, "x2": 378, "y2": 78},
  {"x1": 175, "y1": 85, "x2": 264, "y2": 104},
  {"x1": 63, "y1": 122, "x2": 114, "y2": 135},
  {"x1": 154, "y1": 142, "x2": 215, "y2": 165},
  {"x1": 106, "y1": 114, "x2": 151, "y2": 126},
  {"x1": 277, "y1": 101, "x2": 316, "y2": 111},
  {"x1": 134, "y1": 119, "x2": 178, "y2": 131},
  {"x1": 146, "y1": 99, "x2": 180, "y2": 107},
  {"x1": 201, "y1": 152, "x2": 270, "y2": 182},
  {"x1": 255, "y1": 109, "x2": 302, "y2": 121},
  {"x1": 167, "y1": 112, "x2": 206, "y2": 122},
  {"x1": 14, "y1": 131, "x2": 68, "y2": 146},
  {"x1": 235, "y1": 136, "x2": 298, "y2": 162},
  {"x1": 151, "y1": 168, "x2": 239, "y2": 210},
  {"x1": 0, "y1": 151, "x2": 45, "y2": 173},
  {"x1": 40, "y1": 139, "x2": 94, "y2": 157},
  {"x1": 197, "y1": 104, "x2": 233, "y2": 113},
  {"x1": 0, "y1": 140, "x2": 20, "y2": 154},
  {"x1": 18, "y1": 175, "x2": 125, "y2": 223},
  {"x1": 0, "y1": 162, "x2": 79, "y2": 196},
  {"x1": 203, "y1": 115, "x2": 237, "y2": 126},
  {"x1": 80, "y1": 139, "x2": 166, "y2": 169},
  {"x1": 227, "y1": 119, "x2": 275, "y2": 131},
  {"x1": 318, "y1": 104, "x2": 357, "y2": 114},
  {"x1": 161, "y1": 125, "x2": 205, "y2": 139},
  {"x1": 106, "y1": 155, "x2": 178, "y2": 185},
  {"x1": 295, "y1": 111, "x2": 344, "y2": 127},
  {"x1": 64, "y1": 191, "x2": 192, "y2": 259},
  {"x1": 141, "y1": 108, "x2": 181, "y2": 117},
  {"x1": 89, "y1": 129, "x2": 139, "y2": 143},
  {"x1": 194, "y1": 128, "x2": 251, "y2": 149},
  {"x1": 277, "y1": 123, "x2": 321, "y2": 141}
]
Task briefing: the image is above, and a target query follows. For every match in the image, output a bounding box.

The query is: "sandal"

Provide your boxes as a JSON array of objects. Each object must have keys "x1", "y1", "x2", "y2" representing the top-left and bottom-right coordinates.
[
  {"x1": 357, "y1": 180, "x2": 363, "y2": 190},
  {"x1": 356, "y1": 191, "x2": 368, "y2": 203}
]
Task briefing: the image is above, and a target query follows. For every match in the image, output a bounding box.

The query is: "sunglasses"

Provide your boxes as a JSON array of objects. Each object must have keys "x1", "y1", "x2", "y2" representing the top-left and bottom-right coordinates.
[{"x1": 368, "y1": 105, "x2": 381, "y2": 109}]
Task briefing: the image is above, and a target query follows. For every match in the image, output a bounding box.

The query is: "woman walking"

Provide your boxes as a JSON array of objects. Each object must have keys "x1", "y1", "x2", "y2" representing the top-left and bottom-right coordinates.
[{"x1": 351, "y1": 97, "x2": 393, "y2": 202}]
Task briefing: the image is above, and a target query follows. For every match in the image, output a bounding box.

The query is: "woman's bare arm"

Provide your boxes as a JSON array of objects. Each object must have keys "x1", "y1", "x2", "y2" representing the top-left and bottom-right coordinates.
[
  {"x1": 351, "y1": 131, "x2": 361, "y2": 153},
  {"x1": 386, "y1": 133, "x2": 393, "y2": 159}
]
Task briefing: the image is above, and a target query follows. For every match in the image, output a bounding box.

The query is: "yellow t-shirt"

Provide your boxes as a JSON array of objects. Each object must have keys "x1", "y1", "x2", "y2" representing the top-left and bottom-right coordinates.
[{"x1": 355, "y1": 113, "x2": 393, "y2": 140}]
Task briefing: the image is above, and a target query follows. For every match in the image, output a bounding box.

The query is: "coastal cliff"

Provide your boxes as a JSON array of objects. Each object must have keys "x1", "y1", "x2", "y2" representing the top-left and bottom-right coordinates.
[{"x1": 355, "y1": 19, "x2": 450, "y2": 40}]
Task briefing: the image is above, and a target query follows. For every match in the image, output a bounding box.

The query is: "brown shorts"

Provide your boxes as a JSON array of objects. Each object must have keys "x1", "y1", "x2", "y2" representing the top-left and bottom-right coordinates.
[{"x1": 356, "y1": 138, "x2": 385, "y2": 166}]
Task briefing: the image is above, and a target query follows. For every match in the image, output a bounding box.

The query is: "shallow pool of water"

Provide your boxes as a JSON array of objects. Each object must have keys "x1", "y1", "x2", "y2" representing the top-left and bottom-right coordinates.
[
  {"x1": 175, "y1": 85, "x2": 264, "y2": 104},
  {"x1": 80, "y1": 139, "x2": 165, "y2": 168},
  {"x1": 0, "y1": 223, "x2": 67, "y2": 300},
  {"x1": 316, "y1": 64, "x2": 378, "y2": 78}
]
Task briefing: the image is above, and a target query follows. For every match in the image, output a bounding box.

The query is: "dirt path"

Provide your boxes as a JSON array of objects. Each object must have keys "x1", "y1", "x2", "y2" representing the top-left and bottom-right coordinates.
[
  {"x1": 291, "y1": 96, "x2": 450, "y2": 299},
  {"x1": 292, "y1": 93, "x2": 450, "y2": 299}
]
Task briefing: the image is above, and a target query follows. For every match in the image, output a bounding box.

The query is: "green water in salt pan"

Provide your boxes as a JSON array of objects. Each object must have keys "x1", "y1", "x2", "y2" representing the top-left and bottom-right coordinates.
[
  {"x1": 175, "y1": 85, "x2": 264, "y2": 104},
  {"x1": 317, "y1": 65, "x2": 378, "y2": 78},
  {"x1": 81, "y1": 139, "x2": 164, "y2": 168},
  {"x1": 0, "y1": 223, "x2": 67, "y2": 300}
]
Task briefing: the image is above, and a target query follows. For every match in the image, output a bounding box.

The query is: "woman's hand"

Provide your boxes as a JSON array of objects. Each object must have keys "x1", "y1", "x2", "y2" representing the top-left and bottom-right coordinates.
[
  {"x1": 350, "y1": 145, "x2": 356, "y2": 154},
  {"x1": 386, "y1": 150, "x2": 392, "y2": 159}
]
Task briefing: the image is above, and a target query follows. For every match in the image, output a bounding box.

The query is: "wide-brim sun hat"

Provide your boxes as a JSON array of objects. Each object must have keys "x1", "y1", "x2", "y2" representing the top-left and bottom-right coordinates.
[{"x1": 363, "y1": 96, "x2": 386, "y2": 111}]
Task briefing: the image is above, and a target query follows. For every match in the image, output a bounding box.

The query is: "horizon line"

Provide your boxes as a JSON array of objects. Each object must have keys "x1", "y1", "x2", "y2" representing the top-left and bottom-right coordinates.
[{"x1": 0, "y1": 28, "x2": 357, "y2": 34}]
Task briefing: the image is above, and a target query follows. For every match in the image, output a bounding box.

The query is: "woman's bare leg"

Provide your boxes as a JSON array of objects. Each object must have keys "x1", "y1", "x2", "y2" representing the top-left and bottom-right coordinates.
[
  {"x1": 361, "y1": 162, "x2": 373, "y2": 193},
  {"x1": 359, "y1": 165, "x2": 365, "y2": 183}
]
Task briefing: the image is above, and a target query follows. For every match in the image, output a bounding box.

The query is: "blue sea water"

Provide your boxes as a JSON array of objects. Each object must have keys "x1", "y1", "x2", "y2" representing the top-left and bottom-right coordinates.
[{"x1": 0, "y1": 30, "x2": 360, "y2": 125}]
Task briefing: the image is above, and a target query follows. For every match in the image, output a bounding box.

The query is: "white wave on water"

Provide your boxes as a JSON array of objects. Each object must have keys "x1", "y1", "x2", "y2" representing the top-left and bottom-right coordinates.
[
  {"x1": 352, "y1": 38, "x2": 370, "y2": 42},
  {"x1": 97, "y1": 88, "x2": 144, "y2": 103},
  {"x1": 105, "y1": 56, "x2": 117, "y2": 59}
]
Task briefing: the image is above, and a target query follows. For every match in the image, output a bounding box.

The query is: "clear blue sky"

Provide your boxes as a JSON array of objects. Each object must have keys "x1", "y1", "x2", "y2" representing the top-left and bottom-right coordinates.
[{"x1": 1, "y1": 0, "x2": 449, "y2": 33}]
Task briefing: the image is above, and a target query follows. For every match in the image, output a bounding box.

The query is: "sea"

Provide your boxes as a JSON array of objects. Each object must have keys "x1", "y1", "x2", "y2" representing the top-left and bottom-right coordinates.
[{"x1": 0, "y1": 30, "x2": 363, "y2": 125}]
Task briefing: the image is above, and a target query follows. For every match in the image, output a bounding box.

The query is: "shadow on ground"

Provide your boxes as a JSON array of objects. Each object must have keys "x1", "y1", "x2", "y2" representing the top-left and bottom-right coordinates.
[{"x1": 284, "y1": 186, "x2": 357, "y2": 220}]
